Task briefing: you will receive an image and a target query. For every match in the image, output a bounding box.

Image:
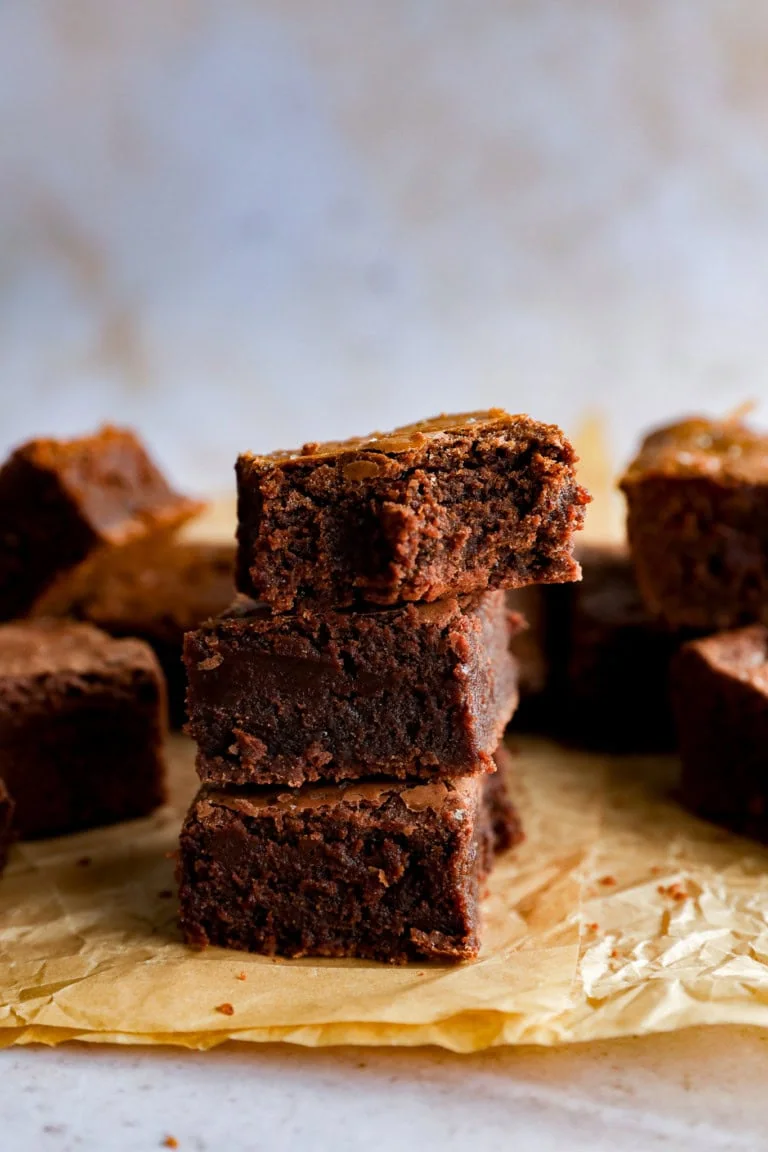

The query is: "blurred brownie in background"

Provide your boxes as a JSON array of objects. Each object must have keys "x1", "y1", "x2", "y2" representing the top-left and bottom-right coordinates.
[
  {"x1": 37, "y1": 540, "x2": 235, "y2": 726},
  {"x1": 0, "y1": 781, "x2": 14, "y2": 874},
  {"x1": 621, "y1": 416, "x2": 768, "y2": 631},
  {"x1": 0, "y1": 425, "x2": 201, "y2": 621},
  {"x1": 509, "y1": 543, "x2": 678, "y2": 753},
  {"x1": 672, "y1": 625, "x2": 768, "y2": 842},
  {"x1": 0, "y1": 619, "x2": 167, "y2": 839}
]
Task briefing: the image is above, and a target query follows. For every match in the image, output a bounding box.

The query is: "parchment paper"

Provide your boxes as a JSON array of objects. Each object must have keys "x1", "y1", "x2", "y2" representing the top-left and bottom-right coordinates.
[
  {"x1": 4, "y1": 730, "x2": 768, "y2": 1052},
  {"x1": 3, "y1": 482, "x2": 768, "y2": 1052}
]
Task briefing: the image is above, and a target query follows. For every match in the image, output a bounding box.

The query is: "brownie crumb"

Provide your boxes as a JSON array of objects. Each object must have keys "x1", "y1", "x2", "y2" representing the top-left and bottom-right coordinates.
[{"x1": 215, "y1": 1002, "x2": 235, "y2": 1016}]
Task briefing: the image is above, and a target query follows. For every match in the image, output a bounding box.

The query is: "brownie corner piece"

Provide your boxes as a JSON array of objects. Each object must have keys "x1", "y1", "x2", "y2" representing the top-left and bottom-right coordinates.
[
  {"x1": 185, "y1": 590, "x2": 519, "y2": 787},
  {"x1": 671, "y1": 624, "x2": 768, "y2": 840},
  {"x1": 620, "y1": 415, "x2": 768, "y2": 630},
  {"x1": 0, "y1": 619, "x2": 168, "y2": 839},
  {"x1": 0, "y1": 425, "x2": 202, "y2": 620},
  {"x1": 236, "y1": 408, "x2": 589, "y2": 610},
  {"x1": 178, "y1": 773, "x2": 498, "y2": 964}
]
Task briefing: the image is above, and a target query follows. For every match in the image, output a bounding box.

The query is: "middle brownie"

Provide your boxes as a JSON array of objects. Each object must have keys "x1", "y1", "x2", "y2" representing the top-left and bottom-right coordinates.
[{"x1": 185, "y1": 590, "x2": 519, "y2": 787}]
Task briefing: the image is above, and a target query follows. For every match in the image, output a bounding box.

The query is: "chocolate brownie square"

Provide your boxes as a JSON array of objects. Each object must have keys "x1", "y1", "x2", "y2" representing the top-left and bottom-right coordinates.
[
  {"x1": 236, "y1": 409, "x2": 589, "y2": 610},
  {"x1": 185, "y1": 591, "x2": 520, "y2": 787},
  {"x1": 0, "y1": 425, "x2": 201, "y2": 621},
  {"x1": 37, "y1": 540, "x2": 235, "y2": 726},
  {"x1": 672, "y1": 625, "x2": 768, "y2": 840},
  {"x1": 559, "y1": 543, "x2": 679, "y2": 752},
  {"x1": 178, "y1": 764, "x2": 519, "y2": 964},
  {"x1": 621, "y1": 416, "x2": 768, "y2": 630},
  {"x1": 0, "y1": 780, "x2": 14, "y2": 874},
  {"x1": 0, "y1": 619, "x2": 167, "y2": 839}
]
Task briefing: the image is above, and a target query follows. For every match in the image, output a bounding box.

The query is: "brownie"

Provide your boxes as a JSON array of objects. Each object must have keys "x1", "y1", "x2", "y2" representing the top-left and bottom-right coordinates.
[
  {"x1": 0, "y1": 780, "x2": 14, "y2": 874},
  {"x1": 558, "y1": 543, "x2": 679, "y2": 752},
  {"x1": 185, "y1": 591, "x2": 520, "y2": 787},
  {"x1": 485, "y1": 745, "x2": 524, "y2": 853},
  {"x1": 178, "y1": 765, "x2": 518, "y2": 964},
  {"x1": 0, "y1": 425, "x2": 201, "y2": 621},
  {"x1": 236, "y1": 409, "x2": 589, "y2": 611},
  {"x1": 36, "y1": 540, "x2": 235, "y2": 726},
  {"x1": 506, "y1": 585, "x2": 549, "y2": 728},
  {"x1": 672, "y1": 625, "x2": 768, "y2": 841},
  {"x1": 0, "y1": 619, "x2": 168, "y2": 839},
  {"x1": 621, "y1": 416, "x2": 768, "y2": 630}
]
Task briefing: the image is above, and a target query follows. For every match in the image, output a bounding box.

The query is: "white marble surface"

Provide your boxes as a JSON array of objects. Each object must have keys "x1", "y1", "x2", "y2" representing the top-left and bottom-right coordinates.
[
  {"x1": 4, "y1": 3, "x2": 768, "y2": 1148},
  {"x1": 3, "y1": 1028, "x2": 768, "y2": 1151}
]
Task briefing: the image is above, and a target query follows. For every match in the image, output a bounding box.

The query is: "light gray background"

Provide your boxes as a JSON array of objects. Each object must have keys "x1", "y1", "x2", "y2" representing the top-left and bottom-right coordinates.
[
  {"x1": 2, "y1": 1, "x2": 768, "y2": 493},
  {"x1": 3, "y1": 2, "x2": 768, "y2": 1148}
]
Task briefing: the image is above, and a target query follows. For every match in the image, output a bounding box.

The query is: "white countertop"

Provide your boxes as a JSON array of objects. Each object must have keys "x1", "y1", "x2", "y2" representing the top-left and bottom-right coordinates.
[{"x1": 3, "y1": 1027, "x2": 768, "y2": 1151}]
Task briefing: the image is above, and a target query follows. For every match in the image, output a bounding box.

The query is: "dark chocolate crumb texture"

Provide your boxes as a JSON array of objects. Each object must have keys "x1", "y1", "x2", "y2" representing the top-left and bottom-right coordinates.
[
  {"x1": 236, "y1": 409, "x2": 589, "y2": 611},
  {"x1": 185, "y1": 590, "x2": 520, "y2": 787},
  {"x1": 178, "y1": 758, "x2": 520, "y2": 964}
]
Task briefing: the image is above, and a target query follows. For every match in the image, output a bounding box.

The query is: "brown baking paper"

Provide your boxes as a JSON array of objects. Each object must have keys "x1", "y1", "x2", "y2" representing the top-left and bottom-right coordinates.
[{"x1": 4, "y1": 731, "x2": 768, "y2": 1052}]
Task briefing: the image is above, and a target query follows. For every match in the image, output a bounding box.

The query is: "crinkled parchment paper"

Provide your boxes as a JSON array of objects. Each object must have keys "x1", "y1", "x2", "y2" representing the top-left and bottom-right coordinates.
[
  {"x1": 4, "y1": 485, "x2": 768, "y2": 1053},
  {"x1": 3, "y1": 731, "x2": 768, "y2": 1052}
]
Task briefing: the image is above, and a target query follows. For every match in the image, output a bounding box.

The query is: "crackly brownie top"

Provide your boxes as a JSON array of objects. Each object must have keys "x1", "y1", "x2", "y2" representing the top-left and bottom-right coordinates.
[
  {"x1": 11, "y1": 424, "x2": 202, "y2": 535},
  {"x1": 685, "y1": 624, "x2": 768, "y2": 690},
  {"x1": 621, "y1": 417, "x2": 768, "y2": 485},
  {"x1": 239, "y1": 408, "x2": 574, "y2": 469},
  {"x1": 42, "y1": 541, "x2": 235, "y2": 638},
  {"x1": 0, "y1": 618, "x2": 158, "y2": 680},
  {"x1": 198, "y1": 775, "x2": 480, "y2": 818}
]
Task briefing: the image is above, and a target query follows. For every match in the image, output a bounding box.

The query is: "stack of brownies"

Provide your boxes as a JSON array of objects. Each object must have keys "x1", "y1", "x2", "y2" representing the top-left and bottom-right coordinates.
[{"x1": 178, "y1": 410, "x2": 589, "y2": 963}]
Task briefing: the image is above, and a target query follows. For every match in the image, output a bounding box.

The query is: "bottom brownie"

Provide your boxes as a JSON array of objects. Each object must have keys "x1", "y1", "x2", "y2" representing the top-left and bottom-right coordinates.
[
  {"x1": 179, "y1": 761, "x2": 520, "y2": 964},
  {"x1": 672, "y1": 625, "x2": 768, "y2": 841},
  {"x1": 0, "y1": 781, "x2": 14, "y2": 874}
]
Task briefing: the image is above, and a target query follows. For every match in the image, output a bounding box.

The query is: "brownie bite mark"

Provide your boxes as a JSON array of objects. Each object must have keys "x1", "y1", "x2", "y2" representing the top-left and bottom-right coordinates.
[
  {"x1": 185, "y1": 591, "x2": 520, "y2": 788},
  {"x1": 178, "y1": 771, "x2": 510, "y2": 964},
  {"x1": 672, "y1": 625, "x2": 768, "y2": 841},
  {"x1": 621, "y1": 416, "x2": 768, "y2": 631},
  {"x1": 0, "y1": 619, "x2": 167, "y2": 839},
  {"x1": 0, "y1": 425, "x2": 201, "y2": 621},
  {"x1": 236, "y1": 409, "x2": 589, "y2": 611}
]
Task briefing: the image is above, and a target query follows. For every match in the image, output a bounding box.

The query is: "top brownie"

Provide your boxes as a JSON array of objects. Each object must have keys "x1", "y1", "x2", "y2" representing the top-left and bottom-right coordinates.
[
  {"x1": 236, "y1": 409, "x2": 589, "y2": 610},
  {"x1": 0, "y1": 426, "x2": 201, "y2": 621},
  {"x1": 621, "y1": 416, "x2": 768, "y2": 630}
]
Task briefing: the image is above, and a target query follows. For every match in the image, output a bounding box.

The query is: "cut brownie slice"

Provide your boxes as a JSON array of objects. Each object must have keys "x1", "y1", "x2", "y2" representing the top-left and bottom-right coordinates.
[
  {"x1": 178, "y1": 765, "x2": 519, "y2": 964},
  {"x1": 185, "y1": 591, "x2": 520, "y2": 787},
  {"x1": 236, "y1": 409, "x2": 589, "y2": 610},
  {"x1": 621, "y1": 416, "x2": 768, "y2": 630},
  {"x1": 672, "y1": 625, "x2": 768, "y2": 841},
  {"x1": 0, "y1": 425, "x2": 201, "y2": 621},
  {"x1": 36, "y1": 540, "x2": 235, "y2": 726},
  {"x1": 0, "y1": 780, "x2": 14, "y2": 874},
  {"x1": 0, "y1": 619, "x2": 167, "y2": 839}
]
